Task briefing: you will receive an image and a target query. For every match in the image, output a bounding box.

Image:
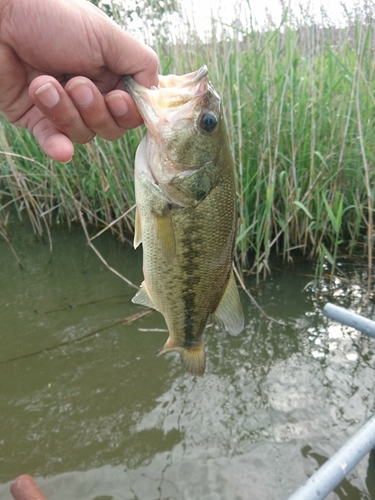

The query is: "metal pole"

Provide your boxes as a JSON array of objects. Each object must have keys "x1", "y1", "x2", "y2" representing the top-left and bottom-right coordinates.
[
  {"x1": 323, "y1": 303, "x2": 375, "y2": 338},
  {"x1": 288, "y1": 304, "x2": 375, "y2": 499},
  {"x1": 287, "y1": 413, "x2": 375, "y2": 500}
]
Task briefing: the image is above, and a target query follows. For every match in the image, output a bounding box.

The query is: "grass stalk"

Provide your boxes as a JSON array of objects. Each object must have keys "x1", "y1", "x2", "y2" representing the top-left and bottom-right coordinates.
[{"x1": 1, "y1": 2, "x2": 375, "y2": 286}]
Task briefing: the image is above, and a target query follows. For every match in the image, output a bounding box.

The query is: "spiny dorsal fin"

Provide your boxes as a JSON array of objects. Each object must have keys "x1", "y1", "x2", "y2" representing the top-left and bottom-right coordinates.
[
  {"x1": 132, "y1": 281, "x2": 157, "y2": 310},
  {"x1": 156, "y1": 337, "x2": 206, "y2": 376},
  {"x1": 133, "y1": 207, "x2": 142, "y2": 248},
  {"x1": 212, "y1": 270, "x2": 244, "y2": 336},
  {"x1": 153, "y1": 210, "x2": 176, "y2": 266}
]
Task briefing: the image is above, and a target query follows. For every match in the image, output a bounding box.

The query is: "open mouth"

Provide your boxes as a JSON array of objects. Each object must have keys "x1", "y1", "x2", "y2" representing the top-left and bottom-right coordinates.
[
  {"x1": 157, "y1": 66, "x2": 208, "y2": 89},
  {"x1": 122, "y1": 66, "x2": 211, "y2": 131}
]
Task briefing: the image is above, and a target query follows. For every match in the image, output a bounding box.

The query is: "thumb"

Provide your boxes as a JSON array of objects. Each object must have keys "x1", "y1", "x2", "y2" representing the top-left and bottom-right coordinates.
[{"x1": 99, "y1": 22, "x2": 159, "y2": 88}]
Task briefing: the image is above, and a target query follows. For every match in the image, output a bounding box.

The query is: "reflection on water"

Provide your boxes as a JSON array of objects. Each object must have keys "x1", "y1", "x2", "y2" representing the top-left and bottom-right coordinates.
[{"x1": 0, "y1": 220, "x2": 375, "y2": 500}]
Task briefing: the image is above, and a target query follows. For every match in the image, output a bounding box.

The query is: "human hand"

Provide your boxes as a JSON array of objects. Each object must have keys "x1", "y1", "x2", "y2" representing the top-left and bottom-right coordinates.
[{"x1": 0, "y1": 0, "x2": 159, "y2": 162}]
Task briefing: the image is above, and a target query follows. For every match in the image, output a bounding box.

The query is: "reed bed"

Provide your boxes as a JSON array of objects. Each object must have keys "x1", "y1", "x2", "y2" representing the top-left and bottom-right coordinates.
[
  {"x1": 0, "y1": 122, "x2": 141, "y2": 239},
  {"x1": 1, "y1": 2, "x2": 375, "y2": 284}
]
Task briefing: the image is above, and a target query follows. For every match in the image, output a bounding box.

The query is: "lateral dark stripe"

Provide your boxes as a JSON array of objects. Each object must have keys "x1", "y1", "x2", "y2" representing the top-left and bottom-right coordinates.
[{"x1": 180, "y1": 224, "x2": 202, "y2": 346}]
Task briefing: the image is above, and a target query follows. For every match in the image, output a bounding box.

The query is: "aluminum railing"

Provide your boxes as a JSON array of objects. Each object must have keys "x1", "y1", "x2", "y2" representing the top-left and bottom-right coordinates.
[{"x1": 288, "y1": 302, "x2": 375, "y2": 500}]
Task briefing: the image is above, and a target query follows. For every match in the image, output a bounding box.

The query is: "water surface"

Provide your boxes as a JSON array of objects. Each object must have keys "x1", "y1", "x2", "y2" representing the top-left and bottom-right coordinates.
[{"x1": 1, "y1": 218, "x2": 375, "y2": 500}]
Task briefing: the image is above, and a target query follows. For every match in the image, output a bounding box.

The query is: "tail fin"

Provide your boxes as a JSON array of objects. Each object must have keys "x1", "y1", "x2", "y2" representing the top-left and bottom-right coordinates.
[
  {"x1": 156, "y1": 338, "x2": 206, "y2": 376},
  {"x1": 180, "y1": 344, "x2": 206, "y2": 376}
]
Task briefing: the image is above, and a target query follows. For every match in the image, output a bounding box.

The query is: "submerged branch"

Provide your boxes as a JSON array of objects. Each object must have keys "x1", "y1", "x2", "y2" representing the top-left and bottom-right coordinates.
[
  {"x1": 0, "y1": 226, "x2": 23, "y2": 269},
  {"x1": 89, "y1": 204, "x2": 136, "y2": 241},
  {"x1": 233, "y1": 263, "x2": 285, "y2": 326},
  {"x1": 77, "y1": 209, "x2": 139, "y2": 290},
  {"x1": 0, "y1": 309, "x2": 153, "y2": 365}
]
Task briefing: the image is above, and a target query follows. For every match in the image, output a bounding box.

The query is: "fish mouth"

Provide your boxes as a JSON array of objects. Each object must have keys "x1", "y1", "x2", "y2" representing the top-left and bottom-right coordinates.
[
  {"x1": 123, "y1": 65, "x2": 208, "y2": 94},
  {"x1": 157, "y1": 65, "x2": 208, "y2": 89},
  {"x1": 123, "y1": 66, "x2": 211, "y2": 133}
]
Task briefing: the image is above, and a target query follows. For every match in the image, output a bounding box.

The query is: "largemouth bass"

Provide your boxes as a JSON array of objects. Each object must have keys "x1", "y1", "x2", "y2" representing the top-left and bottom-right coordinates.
[{"x1": 123, "y1": 66, "x2": 244, "y2": 376}]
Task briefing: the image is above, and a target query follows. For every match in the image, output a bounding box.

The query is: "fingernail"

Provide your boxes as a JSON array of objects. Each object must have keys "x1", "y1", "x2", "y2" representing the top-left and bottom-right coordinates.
[
  {"x1": 106, "y1": 94, "x2": 129, "y2": 117},
  {"x1": 68, "y1": 81, "x2": 94, "y2": 107},
  {"x1": 34, "y1": 83, "x2": 60, "y2": 108}
]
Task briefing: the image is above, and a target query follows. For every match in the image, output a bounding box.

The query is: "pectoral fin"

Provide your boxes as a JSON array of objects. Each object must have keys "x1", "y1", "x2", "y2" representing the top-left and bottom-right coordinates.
[
  {"x1": 212, "y1": 271, "x2": 244, "y2": 336},
  {"x1": 133, "y1": 207, "x2": 142, "y2": 248},
  {"x1": 132, "y1": 281, "x2": 157, "y2": 310},
  {"x1": 153, "y1": 209, "x2": 176, "y2": 266}
]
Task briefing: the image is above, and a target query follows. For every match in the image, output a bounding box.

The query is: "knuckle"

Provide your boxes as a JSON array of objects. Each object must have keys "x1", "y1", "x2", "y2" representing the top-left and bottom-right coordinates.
[
  {"x1": 56, "y1": 110, "x2": 80, "y2": 130},
  {"x1": 54, "y1": 111, "x2": 94, "y2": 143},
  {"x1": 102, "y1": 129, "x2": 124, "y2": 141},
  {"x1": 77, "y1": 132, "x2": 96, "y2": 144}
]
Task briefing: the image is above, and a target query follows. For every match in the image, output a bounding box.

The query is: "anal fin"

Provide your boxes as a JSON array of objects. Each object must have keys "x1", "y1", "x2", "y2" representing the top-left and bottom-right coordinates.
[{"x1": 212, "y1": 271, "x2": 244, "y2": 336}]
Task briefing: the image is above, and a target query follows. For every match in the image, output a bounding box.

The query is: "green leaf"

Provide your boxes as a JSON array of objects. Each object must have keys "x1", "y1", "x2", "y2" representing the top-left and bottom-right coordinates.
[{"x1": 293, "y1": 201, "x2": 313, "y2": 219}]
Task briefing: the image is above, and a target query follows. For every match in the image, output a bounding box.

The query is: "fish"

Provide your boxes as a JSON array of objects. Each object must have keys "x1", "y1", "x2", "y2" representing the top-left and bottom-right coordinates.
[{"x1": 123, "y1": 66, "x2": 244, "y2": 376}]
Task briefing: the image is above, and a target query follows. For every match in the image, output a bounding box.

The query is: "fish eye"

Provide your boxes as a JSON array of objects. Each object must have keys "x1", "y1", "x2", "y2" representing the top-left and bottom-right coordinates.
[{"x1": 199, "y1": 111, "x2": 219, "y2": 133}]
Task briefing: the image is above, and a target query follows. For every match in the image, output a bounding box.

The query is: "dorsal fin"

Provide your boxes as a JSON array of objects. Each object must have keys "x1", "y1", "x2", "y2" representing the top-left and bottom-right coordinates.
[{"x1": 212, "y1": 271, "x2": 244, "y2": 336}]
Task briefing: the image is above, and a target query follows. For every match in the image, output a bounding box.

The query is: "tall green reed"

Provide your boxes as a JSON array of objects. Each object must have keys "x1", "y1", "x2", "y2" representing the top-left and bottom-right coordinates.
[
  {"x1": 155, "y1": 8, "x2": 375, "y2": 284},
  {"x1": 0, "y1": 122, "x2": 143, "y2": 242},
  {"x1": 1, "y1": 3, "x2": 375, "y2": 284}
]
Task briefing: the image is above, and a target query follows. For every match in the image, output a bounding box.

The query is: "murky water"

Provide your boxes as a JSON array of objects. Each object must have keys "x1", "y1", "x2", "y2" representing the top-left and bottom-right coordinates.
[{"x1": 1, "y1": 217, "x2": 375, "y2": 500}]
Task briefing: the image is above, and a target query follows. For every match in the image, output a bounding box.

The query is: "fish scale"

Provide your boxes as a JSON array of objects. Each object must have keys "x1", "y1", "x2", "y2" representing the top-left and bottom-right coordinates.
[{"x1": 124, "y1": 66, "x2": 244, "y2": 375}]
